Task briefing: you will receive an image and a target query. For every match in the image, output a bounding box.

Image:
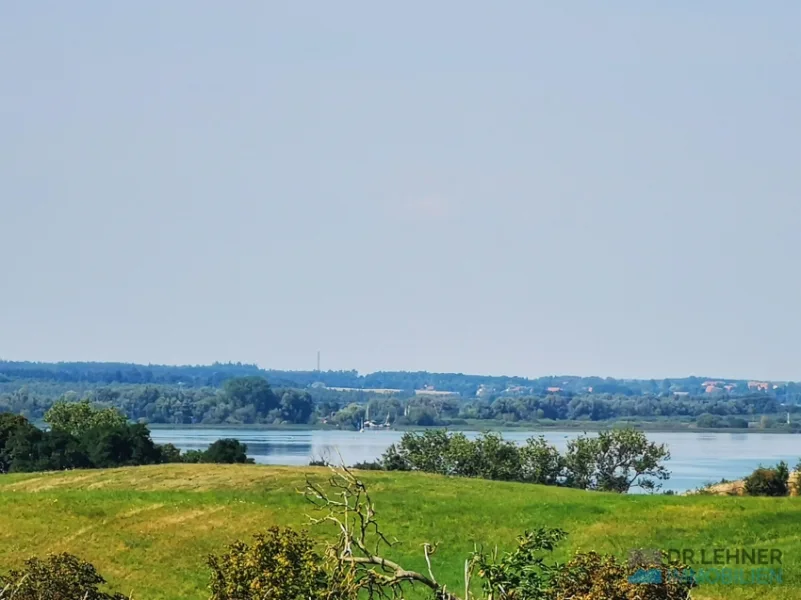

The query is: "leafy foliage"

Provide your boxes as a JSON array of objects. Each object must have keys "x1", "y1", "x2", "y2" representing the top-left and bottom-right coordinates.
[
  {"x1": 202, "y1": 439, "x2": 254, "y2": 464},
  {"x1": 382, "y1": 429, "x2": 670, "y2": 493},
  {"x1": 564, "y1": 429, "x2": 670, "y2": 492},
  {"x1": 45, "y1": 399, "x2": 128, "y2": 437},
  {"x1": 0, "y1": 553, "x2": 129, "y2": 600},
  {"x1": 744, "y1": 461, "x2": 790, "y2": 496},
  {"x1": 0, "y1": 413, "x2": 38, "y2": 473},
  {"x1": 0, "y1": 413, "x2": 253, "y2": 473},
  {"x1": 471, "y1": 528, "x2": 567, "y2": 600},
  {"x1": 2, "y1": 360, "x2": 798, "y2": 428},
  {"x1": 207, "y1": 526, "x2": 354, "y2": 600},
  {"x1": 551, "y1": 551, "x2": 694, "y2": 600}
]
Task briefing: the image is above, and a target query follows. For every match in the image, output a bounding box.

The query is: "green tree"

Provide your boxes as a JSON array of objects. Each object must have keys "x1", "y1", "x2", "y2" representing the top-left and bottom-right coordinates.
[
  {"x1": 158, "y1": 442, "x2": 183, "y2": 463},
  {"x1": 696, "y1": 413, "x2": 720, "y2": 428},
  {"x1": 0, "y1": 413, "x2": 38, "y2": 473},
  {"x1": 520, "y1": 436, "x2": 563, "y2": 485},
  {"x1": 79, "y1": 423, "x2": 162, "y2": 468},
  {"x1": 564, "y1": 429, "x2": 671, "y2": 493},
  {"x1": 4, "y1": 428, "x2": 90, "y2": 473},
  {"x1": 202, "y1": 439, "x2": 253, "y2": 464},
  {"x1": 465, "y1": 432, "x2": 521, "y2": 480},
  {"x1": 279, "y1": 390, "x2": 314, "y2": 423},
  {"x1": 223, "y1": 376, "x2": 277, "y2": 416},
  {"x1": 382, "y1": 430, "x2": 454, "y2": 474},
  {"x1": 44, "y1": 399, "x2": 127, "y2": 437}
]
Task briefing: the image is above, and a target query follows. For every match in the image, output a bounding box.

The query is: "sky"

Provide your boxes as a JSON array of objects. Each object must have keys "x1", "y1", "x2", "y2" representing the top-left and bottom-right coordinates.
[{"x1": 1, "y1": 2, "x2": 799, "y2": 380}]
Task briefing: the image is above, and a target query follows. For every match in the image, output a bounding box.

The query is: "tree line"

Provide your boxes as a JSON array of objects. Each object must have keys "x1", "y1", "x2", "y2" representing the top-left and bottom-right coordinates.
[
  {"x1": 344, "y1": 428, "x2": 671, "y2": 493},
  {"x1": 324, "y1": 393, "x2": 795, "y2": 429},
  {"x1": 0, "y1": 400, "x2": 252, "y2": 474},
  {"x1": 3, "y1": 360, "x2": 799, "y2": 401},
  {"x1": 1, "y1": 374, "x2": 795, "y2": 429}
]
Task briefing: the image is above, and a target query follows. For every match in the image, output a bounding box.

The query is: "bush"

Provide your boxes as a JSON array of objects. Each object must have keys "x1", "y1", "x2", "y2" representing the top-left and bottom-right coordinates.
[
  {"x1": 203, "y1": 439, "x2": 254, "y2": 464},
  {"x1": 744, "y1": 461, "x2": 789, "y2": 496},
  {"x1": 207, "y1": 527, "x2": 354, "y2": 600},
  {"x1": 158, "y1": 442, "x2": 183, "y2": 463},
  {"x1": 383, "y1": 428, "x2": 671, "y2": 493},
  {"x1": 350, "y1": 460, "x2": 383, "y2": 470},
  {"x1": 182, "y1": 449, "x2": 206, "y2": 463},
  {"x1": 0, "y1": 553, "x2": 129, "y2": 600},
  {"x1": 552, "y1": 551, "x2": 694, "y2": 600},
  {"x1": 79, "y1": 423, "x2": 163, "y2": 468}
]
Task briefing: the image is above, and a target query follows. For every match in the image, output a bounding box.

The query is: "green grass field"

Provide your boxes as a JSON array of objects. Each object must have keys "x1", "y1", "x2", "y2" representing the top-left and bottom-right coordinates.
[{"x1": 0, "y1": 464, "x2": 798, "y2": 599}]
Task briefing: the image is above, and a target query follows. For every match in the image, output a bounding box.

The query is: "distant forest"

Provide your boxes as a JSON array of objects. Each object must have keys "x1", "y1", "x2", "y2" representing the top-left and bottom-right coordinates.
[
  {"x1": 0, "y1": 361, "x2": 799, "y2": 431},
  {"x1": 1, "y1": 360, "x2": 798, "y2": 398}
]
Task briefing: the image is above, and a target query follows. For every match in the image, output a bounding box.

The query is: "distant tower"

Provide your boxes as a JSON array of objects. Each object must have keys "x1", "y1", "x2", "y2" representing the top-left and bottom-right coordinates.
[{"x1": 317, "y1": 351, "x2": 321, "y2": 372}]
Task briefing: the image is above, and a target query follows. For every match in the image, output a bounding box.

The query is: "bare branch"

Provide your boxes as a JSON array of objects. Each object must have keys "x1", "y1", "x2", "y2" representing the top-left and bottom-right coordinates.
[{"x1": 303, "y1": 463, "x2": 462, "y2": 600}]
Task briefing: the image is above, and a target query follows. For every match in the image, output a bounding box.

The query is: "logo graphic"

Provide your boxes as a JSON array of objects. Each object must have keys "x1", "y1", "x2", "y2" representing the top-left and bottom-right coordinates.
[{"x1": 628, "y1": 568, "x2": 663, "y2": 584}]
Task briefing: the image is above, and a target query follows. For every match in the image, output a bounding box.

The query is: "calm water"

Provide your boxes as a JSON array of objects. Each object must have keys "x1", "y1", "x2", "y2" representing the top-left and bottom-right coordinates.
[{"x1": 149, "y1": 428, "x2": 801, "y2": 493}]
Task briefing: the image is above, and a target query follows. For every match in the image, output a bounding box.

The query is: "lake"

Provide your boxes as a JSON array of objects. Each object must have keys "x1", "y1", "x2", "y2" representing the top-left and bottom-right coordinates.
[{"x1": 149, "y1": 428, "x2": 801, "y2": 493}]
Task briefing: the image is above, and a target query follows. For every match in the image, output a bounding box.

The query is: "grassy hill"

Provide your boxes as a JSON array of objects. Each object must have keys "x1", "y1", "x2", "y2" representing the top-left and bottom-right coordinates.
[{"x1": 0, "y1": 465, "x2": 799, "y2": 599}]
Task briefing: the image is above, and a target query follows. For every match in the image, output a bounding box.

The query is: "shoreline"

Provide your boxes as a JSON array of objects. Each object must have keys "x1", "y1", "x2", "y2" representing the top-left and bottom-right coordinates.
[{"x1": 145, "y1": 422, "x2": 799, "y2": 434}]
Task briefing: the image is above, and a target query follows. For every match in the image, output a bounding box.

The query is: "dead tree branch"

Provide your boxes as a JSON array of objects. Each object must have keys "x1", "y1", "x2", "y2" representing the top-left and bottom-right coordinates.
[{"x1": 301, "y1": 463, "x2": 463, "y2": 600}]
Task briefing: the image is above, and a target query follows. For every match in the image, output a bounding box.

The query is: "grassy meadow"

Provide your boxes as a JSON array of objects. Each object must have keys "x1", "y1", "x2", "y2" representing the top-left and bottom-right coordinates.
[{"x1": 0, "y1": 464, "x2": 799, "y2": 599}]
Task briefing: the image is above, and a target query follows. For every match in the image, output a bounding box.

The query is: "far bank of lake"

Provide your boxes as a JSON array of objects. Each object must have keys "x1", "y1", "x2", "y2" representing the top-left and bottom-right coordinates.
[{"x1": 149, "y1": 427, "x2": 801, "y2": 494}]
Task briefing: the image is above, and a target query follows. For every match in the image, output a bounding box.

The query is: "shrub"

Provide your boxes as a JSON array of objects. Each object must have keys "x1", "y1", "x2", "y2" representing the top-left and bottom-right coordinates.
[
  {"x1": 182, "y1": 449, "x2": 205, "y2": 463},
  {"x1": 520, "y1": 436, "x2": 564, "y2": 485},
  {"x1": 350, "y1": 460, "x2": 383, "y2": 470},
  {"x1": 158, "y1": 442, "x2": 183, "y2": 463},
  {"x1": 382, "y1": 428, "x2": 670, "y2": 493},
  {"x1": 552, "y1": 551, "x2": 694, "y2": 600},
  {"x1": 0, "y1": 553, "x2": 129, "y2": 600},
  {"x1": 744, "y1": 461, "x2": 789, "y2": 496},
  {"x1": 207, "y1": 526, "x2": 354, "y2": 600},
  {"x1": 203, "y1": 439, "x2": 254, "y2": 464}
]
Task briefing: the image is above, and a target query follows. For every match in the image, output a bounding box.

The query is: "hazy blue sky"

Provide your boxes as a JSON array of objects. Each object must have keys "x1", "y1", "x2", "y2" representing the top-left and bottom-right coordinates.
[{"x1": 1, "y1": 2, "x2": 799, "y2": 380}]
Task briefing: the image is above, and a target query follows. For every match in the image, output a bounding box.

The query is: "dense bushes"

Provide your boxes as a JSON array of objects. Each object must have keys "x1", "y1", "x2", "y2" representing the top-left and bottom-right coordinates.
[
  {"x1": 380, "y1": 428, "x2": 670, "y2": 493},
  {"x1": 0, "y1": 553, "x2": 129, "y2": 600},
  {"x1": 0, "y1": 402, "x2": 255, "y2": 473},
  {"x1": 744, "y1": 461, "x2": 790, "y2": 496},
  {"x1": 183, "y1": 439, "x2": 254, "y2": 464},
  {"x1": 208, "y1": 527, "x2": 351, "y2": 600}
]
